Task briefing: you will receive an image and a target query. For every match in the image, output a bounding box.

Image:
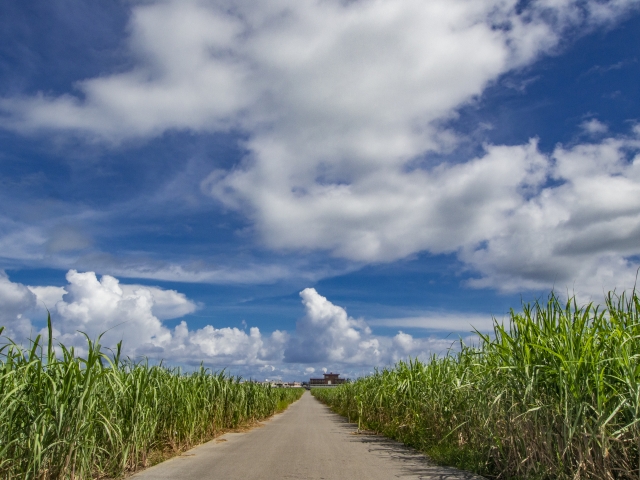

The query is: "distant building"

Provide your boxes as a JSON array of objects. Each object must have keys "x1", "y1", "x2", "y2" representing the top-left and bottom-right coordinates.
[{"x1": 309, "y1": 372, "x2": 346, "y2": 386}]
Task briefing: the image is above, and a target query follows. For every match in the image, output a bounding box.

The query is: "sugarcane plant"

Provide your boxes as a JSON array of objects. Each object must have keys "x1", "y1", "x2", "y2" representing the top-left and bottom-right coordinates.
[
  {"x1": 0, "y1": 315, "x2": 303, "y2": 479},
  {"x1": 313, "y1": 291, "x2": 640, "y2": 479}
]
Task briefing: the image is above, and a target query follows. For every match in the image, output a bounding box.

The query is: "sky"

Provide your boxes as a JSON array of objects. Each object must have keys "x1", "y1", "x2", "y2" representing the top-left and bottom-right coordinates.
[{"x1": 1, "y1": 0, "x2": 640, "y2": 381}]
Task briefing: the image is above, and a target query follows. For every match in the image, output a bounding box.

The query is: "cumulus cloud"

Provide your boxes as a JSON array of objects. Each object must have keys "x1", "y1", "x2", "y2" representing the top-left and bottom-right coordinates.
[
  {"x1": 168, "y1": 321, "x2": 287, "y2": 365},
  {"x1": 15, "y1": 269, "x2": 284, "y2": 365},
  {"x1": 285, "y1": 288, "x2": 450, "y2": 366},
  {"x1": 1, "y1": 3, "x2": 639, "y2": 368},
  {"x1": 28, "y1": 285, "x2": 66, "y2": 311},
  {"x1": 0, "y1": 2, "x2": 251, "y2": 141},
  {"x1": 2, "y1": 0, "x2": 634, "y2": 143},
  {"x1": 581, "y1": 118, "x2": 609, "y2": 135},
  {"x1": 462, "y1": 132, "x2": 640, "y2": 296},
  {"x1": 47, "y1": 270, "x2": 172, "y2": 350},
  {"x1": 1, "y1": 0, "x2": 639, "y2": 297},
  {"x1": 119, "y1": 284, "x2": 198, "y2": 320},
  {"x1": 214, "y1": 128, "x2": 640, "y2": 298},
  {"x1": 212, "y1": 140, "x2": 548, "y2": 261},
  {"x1": 0, "y1": 271, "x2": 37, "y2": 339},
  {"x1": 1, "y1": 272, "x2": 451, "y2": 370}
]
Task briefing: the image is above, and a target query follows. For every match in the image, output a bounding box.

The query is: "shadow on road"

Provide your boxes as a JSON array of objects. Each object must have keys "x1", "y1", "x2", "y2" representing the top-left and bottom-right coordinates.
[{"x1": 319, "y1": 405, "x2": 486, "y2": 480}]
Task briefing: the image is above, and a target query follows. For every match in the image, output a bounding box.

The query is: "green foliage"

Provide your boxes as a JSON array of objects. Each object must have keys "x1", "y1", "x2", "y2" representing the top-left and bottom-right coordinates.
[
  {"x1": 313, "y1": 291, "x2": 640, "y2": 479},
  {"x1": 0, "y1": 315, "x2": 303, "y2": 479}
]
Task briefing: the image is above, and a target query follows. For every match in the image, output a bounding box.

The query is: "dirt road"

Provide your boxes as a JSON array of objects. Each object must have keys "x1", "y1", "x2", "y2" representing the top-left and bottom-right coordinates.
[{"x1": 131, "y1": 391, "x2": 485, "y2": 480}]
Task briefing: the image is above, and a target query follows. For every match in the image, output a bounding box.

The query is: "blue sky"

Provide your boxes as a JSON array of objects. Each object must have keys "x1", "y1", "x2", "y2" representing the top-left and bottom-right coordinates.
[{"x1": 1, "y1": 0, "x2": 640, "y2": 380}]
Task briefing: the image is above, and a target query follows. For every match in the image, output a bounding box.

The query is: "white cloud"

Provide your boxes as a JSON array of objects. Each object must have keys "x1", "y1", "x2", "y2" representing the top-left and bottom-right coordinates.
[
  {"x1": 368, "y1": 313, "x2": 498, "y2": 332},
  {"x1": 211, "y1": 140, "x2": 548, "y2": 262},
  {"x1": 166, "y1": 321, "x2": 287, "y2": 365},
  {"x1": 21, "y1": 270, "x2": 279, "y2": 364},
  {"x1": 213, "y1": 129, "x2": 640, "y2": 298},
  {"x1": 3, "y1": 0, "x2": 633, "y2": 143},
  {"x1": 0, "y1": 217, "x2": 47, "y2": 262},
  {"x1": 119, "y1": 284, "x2": 198, "y2": 320},
  {"x1": 0, "y1": 271, "x2": 37, "y2": 339},
  {"x1": 462, "y1": 133, "x2": 640, "y2": 297},
  {"x1": 28, "y1": 285, "x2": 66, "y2": 311},
  {"x1": 581, "y1": 118, "x2": 608, "y2": 135},
  {"x1": 50, "y1": 270, "x2": 174, "y2": 350},
  {"x1": 285, "y1": 287, "x2": 375, "y2": 363},
  {"x1": 1, "y1": 0, "x2": 639, "y2": 297},
  {"x1": 284, "y1": 288, "x2": 450, "y2": 365},
  {"x1": 0, "y1": 2, "x2": 251, "y2": 141},
  {"x1": 100, "y1": 262, "x2": 309, "y2": 285},
  {"x1": 2, "y1": 272, "x2": 453, "y2": 369}
]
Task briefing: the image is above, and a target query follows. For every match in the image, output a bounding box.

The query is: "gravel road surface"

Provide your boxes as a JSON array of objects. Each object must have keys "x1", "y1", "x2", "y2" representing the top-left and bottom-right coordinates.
[{"x1": 131, "y1": 391, "x2": 485, "y2": 480}]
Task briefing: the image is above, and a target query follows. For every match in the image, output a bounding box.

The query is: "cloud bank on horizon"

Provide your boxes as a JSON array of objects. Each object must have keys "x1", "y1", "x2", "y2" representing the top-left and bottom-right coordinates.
[{"x1": 0, "y1": 270, "x2": 450, "y2": 378}]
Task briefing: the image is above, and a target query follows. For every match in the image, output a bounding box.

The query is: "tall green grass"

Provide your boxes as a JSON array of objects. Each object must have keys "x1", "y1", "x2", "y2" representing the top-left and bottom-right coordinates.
[
  {"x1": 0, "y1": 319, "x2": 303, "y2": 479},
  {"x1": 313, "y1": 291, "x2": 640, "y2": 479}
]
